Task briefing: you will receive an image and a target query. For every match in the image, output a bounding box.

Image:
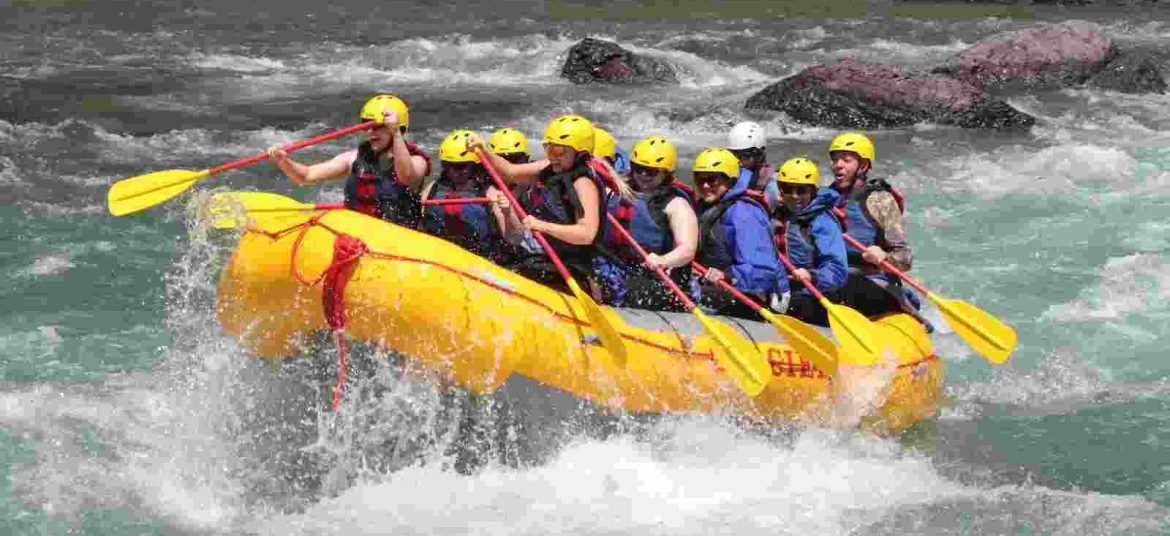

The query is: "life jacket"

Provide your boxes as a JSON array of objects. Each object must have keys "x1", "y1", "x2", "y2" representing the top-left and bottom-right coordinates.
[
  {"x1": 517, "y1": 154, "x2": 619, "y2": 271},
  {"x1": 777, "y1": 219, "x2": 819, "y2": 272},
  {"x1": 344, "y1": 141, "x2": 432, "y2": 228},
  {"x1": 833, "y1": 176, "x2": 904, "y2": 267},
  {"x1": 422, "y1": 171, "x2": 497, "y2": 256},
  {"x1": 607, "y1": 179, "x2": 695, "y2": 261},
  {"x1": 697, "y1": 192, "x2": 769, "y2": 272}
]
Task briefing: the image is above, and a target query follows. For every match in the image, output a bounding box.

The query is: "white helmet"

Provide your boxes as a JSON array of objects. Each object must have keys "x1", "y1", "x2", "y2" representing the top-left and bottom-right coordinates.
[{"x1": 727, "y1": 121, "x2": 766, "y2": 151}]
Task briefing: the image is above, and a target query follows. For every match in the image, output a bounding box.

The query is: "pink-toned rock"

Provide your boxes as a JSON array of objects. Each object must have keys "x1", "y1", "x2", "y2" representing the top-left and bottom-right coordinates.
[
  {"x1": 746, "y1": 61, "x2": 1034, "y2": 129},
  {"x1": 933, "y1": 25, "x2": 1165, "y2": 93}
]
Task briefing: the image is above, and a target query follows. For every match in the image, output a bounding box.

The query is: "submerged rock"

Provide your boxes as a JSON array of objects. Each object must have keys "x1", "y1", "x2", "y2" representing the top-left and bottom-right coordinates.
[
  {"x1": 560, "y1": 37, "x2": 678, "y2": 84},
  {"x1": 745, "y1": 61, "x2": 1035, "y2": 129}
]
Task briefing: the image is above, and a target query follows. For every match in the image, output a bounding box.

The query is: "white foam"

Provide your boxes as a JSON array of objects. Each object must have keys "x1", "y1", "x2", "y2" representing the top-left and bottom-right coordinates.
[
  {"x1": 255, "y1": 426, "x2": 961, "y2": 536},
  {"x1": 829, "y1": 38, "x2": 971, "y2": 67},
  {"x1": 1044, "y1": 253, "x2": 1170, "y2": 322},
  {"x1": 912, "y1": 142, "x2": 1141, "y2": 198},
  {"x1": 944, "y1": 348, "x2": 1117, "y2": 418},
  {"x1": 190, "y1": 52, "x2": 288, "y2": 73},
  {"x1": 20, "y1": 253, "x2": 75, "y2": 277}
]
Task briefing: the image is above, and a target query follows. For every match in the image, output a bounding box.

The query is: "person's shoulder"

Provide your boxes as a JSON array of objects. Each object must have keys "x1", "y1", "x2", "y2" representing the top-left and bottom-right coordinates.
[{"x1": 330, "y1": 149, "x2": 359, "y2": 167}]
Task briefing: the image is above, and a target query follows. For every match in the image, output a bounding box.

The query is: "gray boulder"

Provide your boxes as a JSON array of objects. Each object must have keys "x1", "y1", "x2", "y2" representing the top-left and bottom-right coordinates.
[
  {"x1": 745, "y1": 61, "x2": 1035, "y2": 129},
  {"x1": 560, "y1": 38, "x2": 678, "y2": 84}
]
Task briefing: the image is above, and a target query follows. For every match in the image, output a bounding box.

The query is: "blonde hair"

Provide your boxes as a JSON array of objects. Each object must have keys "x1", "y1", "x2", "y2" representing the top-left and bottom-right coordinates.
[{"x1": 591, "y1": 155, "x2": 635, "y2": 203}]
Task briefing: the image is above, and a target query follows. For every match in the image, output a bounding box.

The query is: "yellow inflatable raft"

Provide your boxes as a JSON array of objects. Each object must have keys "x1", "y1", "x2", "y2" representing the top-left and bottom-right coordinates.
[{"x1": 215, "y1": 209, "x2": 943, "y2": 432}]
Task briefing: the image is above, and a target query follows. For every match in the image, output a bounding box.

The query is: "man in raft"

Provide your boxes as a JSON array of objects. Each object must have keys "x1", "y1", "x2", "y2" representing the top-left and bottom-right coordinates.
[
  {"x1": 606, "y1": 135, "x2": 699, "y2": 311},
  {"x1": 470, "y1": 115, "x2": 628, "y2": 303},
  {"x1": 265, "y1": 94, "x2": 431, "y2": 228},
  {"x1": 727, "y1": 121, "x2": 779, "y2": 210},
  {"x1": 827, "y1": 132, "x2": 924, "y2": 320},
  {"x1": 420, "y1": 129, "x2": 509, "y2": 262},
  {"x1": 693, "y1": 147, "x2": 790, "y2": 320},
  {"x1": 774, "y1": 157, "x2": 848, "y2": 326}
]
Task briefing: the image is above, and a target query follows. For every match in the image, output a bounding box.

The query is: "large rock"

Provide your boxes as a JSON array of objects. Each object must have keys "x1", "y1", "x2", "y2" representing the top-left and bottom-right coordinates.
[
  {"x1": 934, "y1": 26, "x2": 1165, "y2": 93},
  {"x1": 1088, "y1": 48, "x2": 1169, "y2": 93},
  {"x1": 560, "y1": 38, "x2": 678, "y2": 84},
  {"x1": 745, "y1": 61, "x2": 1035, "y2": 129}
]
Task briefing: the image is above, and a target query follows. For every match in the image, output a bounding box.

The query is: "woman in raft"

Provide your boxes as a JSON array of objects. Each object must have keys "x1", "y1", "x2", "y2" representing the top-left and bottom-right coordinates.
[{"x1": 469, "y1": 115, "x2": 631, "y2": 303}]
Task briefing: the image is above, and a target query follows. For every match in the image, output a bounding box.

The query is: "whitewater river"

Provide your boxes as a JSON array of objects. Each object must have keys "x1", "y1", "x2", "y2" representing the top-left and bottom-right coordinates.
[{"x1": 2, "y1": 1, "x2": 1170, "y2": 534}]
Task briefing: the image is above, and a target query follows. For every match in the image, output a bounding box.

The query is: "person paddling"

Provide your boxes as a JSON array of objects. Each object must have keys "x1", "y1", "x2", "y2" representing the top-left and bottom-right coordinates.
[
  {"x1": 266, "y1": 94, "x2": 431, "y2": 228},
  {"x1": 471, "y1": 115, "x2": 628, "y2": 303},
  {"x1": 693, "y1": 148, "x2": 789, "y2": 320},
  {"x1": 774, "y1": 157, "x2": 848, "y2": 326},
  {"x1": 607, "y1": 136, "x2": 699, "y2": 311},
  {"x1": 421, "y1": 129, "x2": 508, "y2": 261},
  {"x1": 827, "y1": 132, "x2": 923, "y2": 320}
]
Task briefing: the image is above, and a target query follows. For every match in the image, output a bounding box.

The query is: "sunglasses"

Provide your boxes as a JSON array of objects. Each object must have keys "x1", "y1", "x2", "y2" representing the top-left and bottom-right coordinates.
[
  {"x1": 694, "y1": 173, "x2": 728, "y2": 186},
  {"x1": 445, "y1": 162, "x2": 476, "y2": 173},
  {"x1": 630, "y1": 164, "x2": 662, "y2": 177},
  {"x1": 731, "y1": 148, "x2": 765, "y2": 161}
]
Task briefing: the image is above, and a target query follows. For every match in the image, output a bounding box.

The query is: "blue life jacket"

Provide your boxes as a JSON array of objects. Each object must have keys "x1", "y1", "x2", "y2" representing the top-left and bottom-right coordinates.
[
  {"x1": 832, "y1": 176, "x2": 903, "y2": 269},
  {"x1": 735, "y1": 164, "x2": 778, "y2": 209},
  {"x1": 422, "y1": 170, "x2": 498, "y2": 258},
  {"x1": 608, "y1": 181, "x2": 695, "y2": 259},
  {"x1": 344, "y1": 141, "x2": 431, "y2": 229},
  {"x1": 779, "y1": 188, "x2": 848, "y2": 293},
  {"x1": 698, "y1": 188, "x2": 788, "y2": 296},
  {"x1": 612, "y1": 147, "x2": 632, "y2": 176},
  {"x1": 605, "y1": 180, "x2": 697, "y2": 307}
]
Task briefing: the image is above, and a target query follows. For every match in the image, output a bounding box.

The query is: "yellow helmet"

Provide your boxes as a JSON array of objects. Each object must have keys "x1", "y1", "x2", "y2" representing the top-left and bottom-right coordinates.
[
  {"x1": 542, "y1": 114, "x2": 594, "y2": 152},
  {"x1": 630, "y1": 135, "x2": 677, "y2": 173},
  {"x1": 777, "y1": 157, "x2": 819, "y2": 186},
  {"x1": 359, "y1": 94, "x2": 410, "y2": 131},
  {"x1": 828, "y1": 132, "x2": 874, "y2": 162},
  {"x1": 489, "y1": 127, "x2": 529, "y2": 156},
  {"x1": 593, "y1": 128, "x2": 617, "y2": 160},
  {"x1": 692, "y1": 148, "x2": 740, "y2": 180},
  {"x1": 439, "y1": 129, "x2": 477, "y2": 163}
]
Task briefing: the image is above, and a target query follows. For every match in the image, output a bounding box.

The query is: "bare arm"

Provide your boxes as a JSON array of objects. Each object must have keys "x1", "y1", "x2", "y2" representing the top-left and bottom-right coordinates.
[
  {"x1": 657, "y1": 197, "x2": 698, "y2": 268},
  {"x1": 531, "y1": 177, "x2": 599, "y2": 245},
  {"x1": 488, "y1": 188, "x2": 525, "y2": 244},
  {"x1": 268, "y1": 149, "x2": 352, "y2": 186},
  {"x1": 867, "y1": 191, "x2": 912, "y2": 271},
  {"x1": 389, "y1": 134, "x2": 427, "y2": 190},
  {"x1": 467, "y1": 134, "x2": 546, "y2": 184}
]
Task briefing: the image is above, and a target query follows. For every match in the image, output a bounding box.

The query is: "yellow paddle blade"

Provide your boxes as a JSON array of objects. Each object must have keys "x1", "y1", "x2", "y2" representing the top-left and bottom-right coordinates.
[
  {"x1": 207, "y1": 192, "x2": 320, "y2": 230},
  {"x1": 822, "y1": 299, "x2": 882, "y2": 366},
  {"x1": 567, "y1": 279, "x2": 629, "y2": 367},
  {"x1": 694, "y1": 309, "x2": 769, "y2": 397},
  {"x1": 758, "y1": 308, "x2": 838, "y2": 377},
  {"x1": 929, "y1": 292, "x2": 1017, "y2": 364},
  {"x1": 108, "y1": 169, "x2": 209, "y2": 216}
]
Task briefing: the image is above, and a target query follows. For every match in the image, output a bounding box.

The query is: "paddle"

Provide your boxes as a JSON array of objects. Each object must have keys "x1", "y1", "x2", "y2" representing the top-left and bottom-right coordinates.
[
  {"x1": 205, "y1": 191, "x2": 343, "y2": 229},
  {"x1": 777, "y1": 254, "x2": 882, "y2": 366},
  {"x1": 421, "y1": 197, "x2": 491, "y2": 206},
  {"x1": 690, "y1": 261, "x2": 838, "y2": 376},
  {"x1": 107, "y1": 121, "x2": 377, "y2": 217},
  {"x1": 474, "y1": 148, "x2": 630, "y2": 367},
  {"x1": 605, "y1": 214, "x2": 769, "y2": 396},
  {"x1": 832, "y1": 214, "x2": 1016, "y2": 363}
]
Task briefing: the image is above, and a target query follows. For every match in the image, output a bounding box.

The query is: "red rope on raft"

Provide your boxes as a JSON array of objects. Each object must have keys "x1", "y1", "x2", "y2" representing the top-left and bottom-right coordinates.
[{"x1": 278, "y1": 214, "x2": 369, "y2": 411}]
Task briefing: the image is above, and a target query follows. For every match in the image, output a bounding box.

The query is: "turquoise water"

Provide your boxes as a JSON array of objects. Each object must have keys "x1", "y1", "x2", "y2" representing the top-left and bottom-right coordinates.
[{"x1": 3, "y1": 1, "x2": 1170, "y2": 534}]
